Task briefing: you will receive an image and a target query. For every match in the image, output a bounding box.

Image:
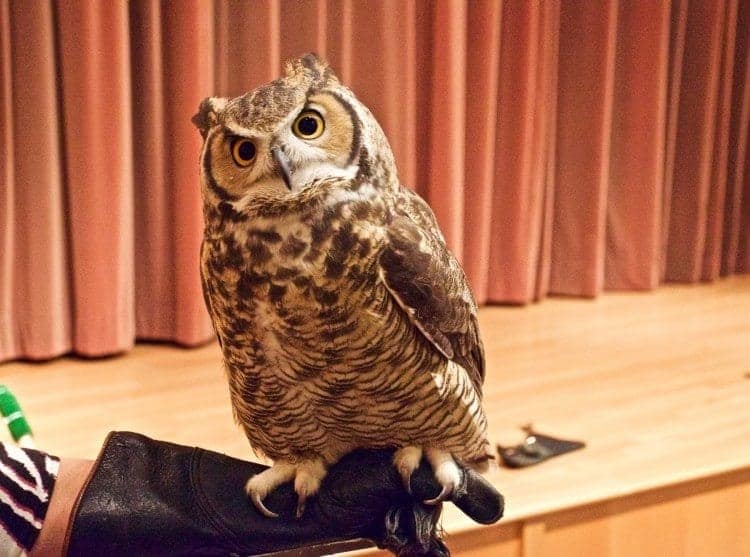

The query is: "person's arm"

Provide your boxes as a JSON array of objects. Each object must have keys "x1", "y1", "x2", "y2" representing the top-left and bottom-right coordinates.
[
  {"x1": 0, "y1": 442, "x2": 64, "y2": 557},
  {"x1": 29, "y1": 458, "x2": 92, "y2": 557}
]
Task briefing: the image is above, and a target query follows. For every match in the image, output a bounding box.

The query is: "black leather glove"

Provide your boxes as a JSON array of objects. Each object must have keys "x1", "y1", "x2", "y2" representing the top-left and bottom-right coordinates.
[{"x1": 64, "y1": 432, "x2": 503, "y2": 556}]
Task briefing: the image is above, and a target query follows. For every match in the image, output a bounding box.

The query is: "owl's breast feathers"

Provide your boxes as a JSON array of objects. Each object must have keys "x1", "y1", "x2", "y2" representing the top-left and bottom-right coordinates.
[
  {"x1": 200, "y1": 180, "x2": 489, "y2": 462},
  {"x1": 201, "y1": 183, "x2": 386, "y2": 361}
]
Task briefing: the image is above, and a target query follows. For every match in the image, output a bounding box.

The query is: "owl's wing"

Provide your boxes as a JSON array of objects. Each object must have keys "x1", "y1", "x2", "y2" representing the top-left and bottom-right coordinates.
[
  {"x1": 200, "y1": 240, "x2": 223, "y2": 350},
  {"x1": 378, "y1": 188, "x2": 485, "y2": 393}
]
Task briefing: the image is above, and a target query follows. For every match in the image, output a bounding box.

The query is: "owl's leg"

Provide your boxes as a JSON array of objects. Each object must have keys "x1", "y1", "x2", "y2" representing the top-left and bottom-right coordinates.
[
  {"x1": 294, "y1": 459, "x2": 328, "y2": 518},
  {"x1": 422, "y1": 448, "x2": 462, "y2": 505},
  {"x1": 245, "y1": 461, "x2": 297, "y2": 518},
  {"x1": 393, "y1": 446, "x2": 423, "y2": 492}
]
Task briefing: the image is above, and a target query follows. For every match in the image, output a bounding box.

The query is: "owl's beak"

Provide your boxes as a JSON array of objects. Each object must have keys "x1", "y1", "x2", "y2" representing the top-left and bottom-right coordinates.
[{"x1": 271, "y1": 146, "x2": 293, "y2": 191}]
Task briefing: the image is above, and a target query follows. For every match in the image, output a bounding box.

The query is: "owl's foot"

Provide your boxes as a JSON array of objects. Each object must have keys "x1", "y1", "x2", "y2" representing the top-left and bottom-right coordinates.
[
  {"x1": 393, "y1": 446, "x2": 423, "y2": 493},
  {"x1": 394, "y1": 447, "x2": 462, "y2": 505},
  {"x1": 293, "y1": 459, "x2": 327, "y2": 518},
  {"x1": 245, "y1": 459, "x2": 328, "y2": 519},
  {"x1": 245, "y1": 462, "x2": 296, "y2": 518},
  {"x1": 422, "y1": 448, "x2": 462, "y2": 505}
]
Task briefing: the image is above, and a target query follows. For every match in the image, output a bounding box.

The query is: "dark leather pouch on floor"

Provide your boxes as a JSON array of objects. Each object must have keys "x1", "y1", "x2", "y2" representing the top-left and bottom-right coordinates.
[{"x1": 498, "y1": 428, "x2": 585, "y2": 468}]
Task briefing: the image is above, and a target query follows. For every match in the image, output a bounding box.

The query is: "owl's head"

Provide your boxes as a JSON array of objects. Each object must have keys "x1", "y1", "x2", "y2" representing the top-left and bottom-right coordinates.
[{"x1": 193, "y1": 54, "x2": 396, "y2": 209}]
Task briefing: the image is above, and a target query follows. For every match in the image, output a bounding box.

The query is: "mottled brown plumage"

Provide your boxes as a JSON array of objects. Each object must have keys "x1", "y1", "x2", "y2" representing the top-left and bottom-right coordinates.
[{"x1": 194, "y1": 54, "x2": 491, "y2": 516}]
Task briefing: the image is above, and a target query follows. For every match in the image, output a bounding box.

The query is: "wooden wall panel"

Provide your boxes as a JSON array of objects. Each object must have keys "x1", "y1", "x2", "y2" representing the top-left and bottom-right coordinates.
[
  {"x1": 449, "y1": 522, "x2": 522, "y2": 557},
  {"x1": 356, "y1": 472, "x2": 750, "y2": 557},
  {"x1": 536, "y1": 470, "x2": 750, "y2": 557}
]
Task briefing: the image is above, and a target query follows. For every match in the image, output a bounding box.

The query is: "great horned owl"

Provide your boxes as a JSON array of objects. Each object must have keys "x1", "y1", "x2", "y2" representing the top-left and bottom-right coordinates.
[{"x1": 193, "y1": 54, "x2": 491, "y2": 517}]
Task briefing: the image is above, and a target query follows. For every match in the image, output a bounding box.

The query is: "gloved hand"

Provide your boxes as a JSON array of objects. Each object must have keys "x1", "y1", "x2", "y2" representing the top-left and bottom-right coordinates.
[{"x1": 64, "y1": 432, "x2": 503, "y2": 556}]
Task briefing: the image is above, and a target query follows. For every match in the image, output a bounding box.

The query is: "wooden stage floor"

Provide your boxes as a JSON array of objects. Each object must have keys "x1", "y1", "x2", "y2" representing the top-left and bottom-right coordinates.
[{"x1": 3, "y1": 277, "x2": 750, "y2": 554}]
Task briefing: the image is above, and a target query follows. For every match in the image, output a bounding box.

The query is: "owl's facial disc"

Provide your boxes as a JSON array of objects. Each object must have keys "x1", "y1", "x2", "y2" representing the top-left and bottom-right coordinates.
[
  {"x1": 196, "y1": 66, "x2": 375, "y2": 203},
  {"x1": 264, "y1": 95, "x2": 358, "y2": 193}
]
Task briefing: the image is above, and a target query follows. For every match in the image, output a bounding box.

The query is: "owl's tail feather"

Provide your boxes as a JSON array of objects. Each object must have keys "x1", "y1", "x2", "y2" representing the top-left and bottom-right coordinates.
[{"x1": 379, "y1": 501, "x2": 449, "y2": 557}]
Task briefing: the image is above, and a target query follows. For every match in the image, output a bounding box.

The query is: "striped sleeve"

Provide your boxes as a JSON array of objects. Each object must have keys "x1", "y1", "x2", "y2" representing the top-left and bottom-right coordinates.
[{"x1": 0, "y1": 442, "x2": 59, "y2": 556}]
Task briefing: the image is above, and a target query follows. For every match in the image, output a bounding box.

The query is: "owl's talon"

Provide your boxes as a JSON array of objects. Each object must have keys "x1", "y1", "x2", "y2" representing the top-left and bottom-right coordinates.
[
  {"x1": 295, "y1": 495, "x2": 307, "y2": 518},
  {"x1": 402, "y1": 472, "x2": 413, "y2": 494},
  {"x1": 394, "y1": 446, "x2": 423, "y2": 495},
  {"x1": 251, "y1": 492, "x2": 279, "y2": 518},
  {"x1": 293, "y1": 459, "x2": 326, "y2": 519},
  {"x1": 423, "y1": 484, "x2": 452, "y2": 505},
  {"x1": 245, "y1": 462, "x2": 296, "y2": 519},
  {"x1": 423, "y1": 448, "x2": 462, "y2": 506}
]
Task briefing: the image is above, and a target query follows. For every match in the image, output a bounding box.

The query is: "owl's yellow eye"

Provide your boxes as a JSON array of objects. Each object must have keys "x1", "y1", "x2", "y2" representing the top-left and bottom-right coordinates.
[
  {"x1": 292, "y1": 110, "x2": 325, "y2": 139},
  {"x1": 230, "y1": 138, "x2": 256, "y2": 167}
]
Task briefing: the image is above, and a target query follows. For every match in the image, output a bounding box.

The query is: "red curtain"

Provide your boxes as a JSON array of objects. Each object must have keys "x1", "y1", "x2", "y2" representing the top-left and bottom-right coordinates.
[{"x1": 1, "y1": 0, "x2": 749, "y2": 362}]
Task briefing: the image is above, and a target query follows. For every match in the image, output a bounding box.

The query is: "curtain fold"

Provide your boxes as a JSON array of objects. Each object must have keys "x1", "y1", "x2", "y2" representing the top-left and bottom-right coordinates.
[
  {"x1": 130, "y1": 0, "x2": 170, "y2": 342},
  {"x1": 2, "y1": 1, "x2": 71, "y2": 360},
  {"x1": 666, "y1": 0, "x2": 726, "y2": 282},
  {"x1": 1, "y1": 0, "x2": 749, "y2": 362},
  {"x1": 704, "y1": 0, "x2": 738, "y2": 281},
  {"x1": 161, "y1": 1, "x2": 215, "y2": 345},
  {"x1": 552, "y1": 0, "x2": 618, "y2": 298},
  {"x1": 57, "y1": 0, "x2": 135, "y2": 355},
  {"x1": 606, "y1": 0, "x2": 669, "y2": 291},
  {"x1": 724, "y1": 0, "x2": 750, "y2": 275},
  {"x1": 463, "y1": 0, "x2": 502, "y2": 300}
]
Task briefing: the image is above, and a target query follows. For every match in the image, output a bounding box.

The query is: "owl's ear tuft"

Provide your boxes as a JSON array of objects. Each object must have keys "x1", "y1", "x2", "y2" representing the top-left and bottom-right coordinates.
[
  {"x1": 285, "y1": 53, "x2": 339, "y2": 86},
  {"x1": 192, "y1": 97, "x2": 226, "y2": 139},
  {"x1": 300, "y1": 52, "x2": 328, "y2": 71}
]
